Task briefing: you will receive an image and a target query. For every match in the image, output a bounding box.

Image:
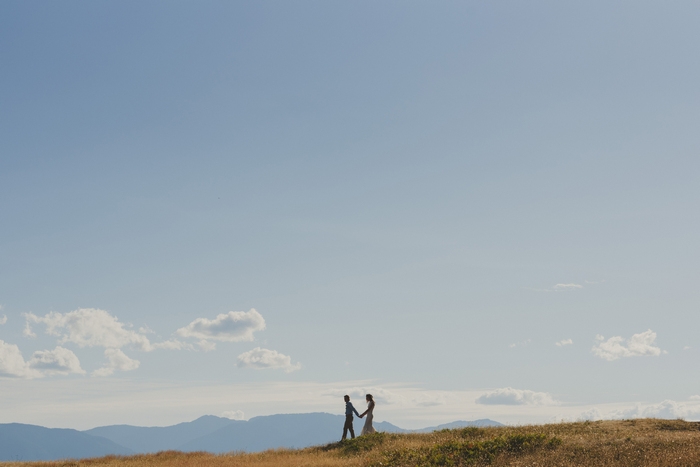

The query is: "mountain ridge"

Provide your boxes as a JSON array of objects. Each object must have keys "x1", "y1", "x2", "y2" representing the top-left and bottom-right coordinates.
[
  {"x1": 85, "y1": 414, "x2": 241, "y2": 454},
  {"x1": 0, "y1": 413, "x2": 503, "y2": 461},
  {"x1": 0, "y1": 423, "x2": 133, "y2": 461}
]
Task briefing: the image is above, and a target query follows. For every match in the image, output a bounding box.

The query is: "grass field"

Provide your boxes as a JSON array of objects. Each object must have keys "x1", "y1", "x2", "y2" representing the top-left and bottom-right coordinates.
[{"x1": 5, "y1": 419, "x2": 700, "y2": 467}]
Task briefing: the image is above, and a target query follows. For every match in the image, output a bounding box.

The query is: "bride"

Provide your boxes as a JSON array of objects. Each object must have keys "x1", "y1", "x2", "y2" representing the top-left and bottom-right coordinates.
[{"x1": 359, "y1": 394, "x2": 376, "y2": 435}]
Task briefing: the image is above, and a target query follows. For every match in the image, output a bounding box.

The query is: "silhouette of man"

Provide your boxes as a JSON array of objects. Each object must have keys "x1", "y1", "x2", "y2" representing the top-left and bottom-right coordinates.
[{"x1": 342, "y1": 394, "x2": 360, "y2": 440}]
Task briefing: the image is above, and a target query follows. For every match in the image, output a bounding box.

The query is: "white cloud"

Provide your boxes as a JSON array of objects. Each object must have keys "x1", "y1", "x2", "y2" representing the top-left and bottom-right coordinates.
[
  {"x1": 527, "y1": 282, "x2": 591, "y2": 293},
  {"x1": 509, "y1": 339, "x2": 531, "y2": 348},
  {"x1": 93, "y1": 349, "x2": 140, "y2": 377},
  {"x1": 690, "y1": 395, "x2": 700, "y2": 401},
  {"x1": 150, "y1": 340, "x2": 193, "y2": 351},
  {"x1": 411, "y1": 393, "x2": 447, "y2": 407},
  {"x1": 0, "y1": 315, "x2": 7, "y2": 325},
  {"x1": 554, "y1": 283, "x2": 583, "y2": 290},
  {"x1": 197, "y1": 340, "x2": 216, "y2": 352},
  {"x1": 620, "y1": 400, "x2": 697, "y2": 419},
  {"x1": 236, "y1": 347, "x2": 300, "y2": 373},
  {"x1": 23, "y1": 308, "x2": 186, "y2": 352},
  {"x1": 0, "y1": 340, "x2": 40, "y2": 378},
  {"x1": 221, "y1": 410, "x2": 245, "y2": 420},
  {"x1": 25, "y1": 309, "x2": 151, "y2": 350},
  {"x1": 177, "y1": 309, "x2": 266, "y2": 343},
  {"x1": 592, "y1": 329, "x2": 662, "y2": 361},
  {"x1": 23, "y1": 320, "x2": 36, "y2": 338},
  {"x1": 0, "y1": 341, "x2": 84, "y2": 378},
  {"x1": 579, "y1": 400, "x2": 700, "y2": 421},
  {"x1": 27, "y1": 346, "x2": 85, "y2": 375},
  {"x1": 476, "y1": 387, "x2": 559, "y2": 406},
  {"x1": 556, "y1": 339, "x2": 573, "y2": 347},
  {"x1": 577, "y1": 407, "x2": 604, "y2": 421}
]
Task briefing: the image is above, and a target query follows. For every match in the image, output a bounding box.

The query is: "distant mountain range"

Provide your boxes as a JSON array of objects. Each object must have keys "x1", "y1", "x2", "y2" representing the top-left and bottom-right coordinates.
[
  {"x1": 0, "y1": 414, "x2": 503, "y2": 461},
  {"x1": 0, "y1": 423, "x2": 132, "y2": 461}
]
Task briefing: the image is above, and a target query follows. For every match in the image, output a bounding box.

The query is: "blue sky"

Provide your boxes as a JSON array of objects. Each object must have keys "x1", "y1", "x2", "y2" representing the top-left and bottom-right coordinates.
[{"x1": 1, "y1": 1, "x2": 700, "y2": 429}]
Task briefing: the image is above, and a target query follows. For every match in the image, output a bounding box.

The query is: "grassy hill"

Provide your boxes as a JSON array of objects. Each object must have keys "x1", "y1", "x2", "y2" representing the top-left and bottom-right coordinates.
[{"x1": 3, "y1": 418, "x2": 700, "y2": 467}]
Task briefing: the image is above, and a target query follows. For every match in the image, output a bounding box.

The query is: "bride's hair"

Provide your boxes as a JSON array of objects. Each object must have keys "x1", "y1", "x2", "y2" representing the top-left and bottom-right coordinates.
[{"x1": 366, "y1": 394, "x2": 374, "y2": 402}]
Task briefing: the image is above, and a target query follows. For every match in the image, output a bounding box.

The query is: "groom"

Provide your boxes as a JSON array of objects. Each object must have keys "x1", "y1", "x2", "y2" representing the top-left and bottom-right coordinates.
[{"x1": 342, "y1": 395, "x2": 361, "y2": 440}]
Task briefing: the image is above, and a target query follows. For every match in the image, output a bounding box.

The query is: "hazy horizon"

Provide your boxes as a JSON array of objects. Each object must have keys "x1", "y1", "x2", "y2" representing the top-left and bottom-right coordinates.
[{"x1": 2, "y1": 1, "x2": 700, "y2": 430}]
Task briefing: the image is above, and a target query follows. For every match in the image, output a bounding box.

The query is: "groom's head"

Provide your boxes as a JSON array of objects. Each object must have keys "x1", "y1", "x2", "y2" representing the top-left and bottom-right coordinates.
[{"x1": 344, "y1": 395, "x2": 350, "y2": 402}]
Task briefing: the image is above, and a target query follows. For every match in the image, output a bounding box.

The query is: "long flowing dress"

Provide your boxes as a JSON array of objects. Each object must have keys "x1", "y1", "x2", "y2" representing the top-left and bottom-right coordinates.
[{"x1": 360, "y1": 401, "x2": 376, "y2": 435}]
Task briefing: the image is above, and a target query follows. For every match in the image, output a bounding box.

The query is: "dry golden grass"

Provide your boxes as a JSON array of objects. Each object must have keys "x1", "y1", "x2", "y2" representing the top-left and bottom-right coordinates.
[{"x1": 5, "y1": 418, "x2": 700, "y2": 467}]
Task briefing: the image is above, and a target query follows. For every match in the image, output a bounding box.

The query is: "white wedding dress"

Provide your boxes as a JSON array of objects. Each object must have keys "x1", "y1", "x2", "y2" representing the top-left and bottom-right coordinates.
[{"x1": 360, "y1": 401, "x2": 376, "y2": 435}]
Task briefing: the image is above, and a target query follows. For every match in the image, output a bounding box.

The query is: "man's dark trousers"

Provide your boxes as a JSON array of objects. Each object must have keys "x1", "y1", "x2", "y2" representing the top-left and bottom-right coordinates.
[{"x1": 342, "y1": 415, "x2": 355, "y2": 440}]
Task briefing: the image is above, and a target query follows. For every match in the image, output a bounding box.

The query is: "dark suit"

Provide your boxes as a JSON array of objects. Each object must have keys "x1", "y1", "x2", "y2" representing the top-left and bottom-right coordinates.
[{"x1": 342, "y1": 401, "x2": 360, "y2": 440}]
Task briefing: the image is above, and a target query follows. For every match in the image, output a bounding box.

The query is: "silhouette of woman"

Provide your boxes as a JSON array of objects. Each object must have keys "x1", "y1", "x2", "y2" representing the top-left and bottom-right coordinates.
[{"x1": 359, "y1": 394, "x2": 376, "y2": 435}]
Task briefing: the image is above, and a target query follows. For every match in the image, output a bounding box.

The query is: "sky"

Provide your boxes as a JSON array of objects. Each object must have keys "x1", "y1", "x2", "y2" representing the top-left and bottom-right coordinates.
[{"x1": 1, "y1": 1, "x2": 700, "y2": 430}]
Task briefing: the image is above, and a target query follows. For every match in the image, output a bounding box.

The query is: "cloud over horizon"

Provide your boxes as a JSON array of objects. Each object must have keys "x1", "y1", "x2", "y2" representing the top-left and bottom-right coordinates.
[
  {"x1": 23, "y1": 308, "x2": 186, "y2": 352},
  {"x1": 553, "y1": 283, "x2": 583, "y2": 290},
  {"x1": 9, "y1": 307, "x2": 285, "y2": 377},
  {"x1": 28, "y1": 346, "x2": 85, "y2": 375},
  {"x1": 93, "y1": 349, "x2": 140, "y2": 377},
  {"x1": 592, "y1": 330, "x2": 662, "y2": 361},
  {"x1": 0, "y1": 340, "x2": 84, "y2": 378},
  {"x1": 221, "y1": 410, "x2": 245, "y2": 420},
  {"x1": 177, "y1": 309, "x2": 266, "y2": 344},
  {"x1": 19, "y1": 308, "x2": 193, "y2": 377},
  {"x1": 237, "y1": 347, "x2": 300, "y2": 373},
  {"x1": 0, "y1": 340, "x2": 39, "y2": 378},
  {"x1": 476, "y1": 387, "x2": 559, "y2": 406},
  {"x1": 577, "y1": 400, "x2": 700, "y2": 421}
]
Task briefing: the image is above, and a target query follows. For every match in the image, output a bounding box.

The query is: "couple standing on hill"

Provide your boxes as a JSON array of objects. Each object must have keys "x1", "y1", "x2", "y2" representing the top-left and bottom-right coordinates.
[{"x1": 342, "y1": 394, "x2": 375, "y2": 440}]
